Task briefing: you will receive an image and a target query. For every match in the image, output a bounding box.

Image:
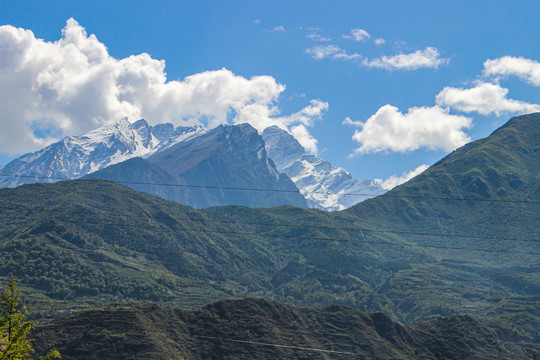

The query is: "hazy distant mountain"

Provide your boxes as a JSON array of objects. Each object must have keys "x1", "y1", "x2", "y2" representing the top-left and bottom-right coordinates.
[
  {"x1": 262, "y1": 125, "x2": 386, "y2": 210},
  {"x1": 0, "y1": 117, "x2": 205, "y2": 188},
  {"x1": 85, "y1": 123, "x2": 308, "y2": 208}
]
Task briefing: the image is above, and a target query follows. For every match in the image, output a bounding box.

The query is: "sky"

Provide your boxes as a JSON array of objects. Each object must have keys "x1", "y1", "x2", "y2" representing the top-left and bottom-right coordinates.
[{"x1": 1, "y1": 0, "x2": 539, "y2": 185}]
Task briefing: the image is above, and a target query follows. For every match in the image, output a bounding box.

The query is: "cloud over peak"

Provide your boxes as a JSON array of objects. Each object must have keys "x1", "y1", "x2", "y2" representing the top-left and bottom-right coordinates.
[{"x1": 0, "y1": 19, "x2": 325, "y2": 155}]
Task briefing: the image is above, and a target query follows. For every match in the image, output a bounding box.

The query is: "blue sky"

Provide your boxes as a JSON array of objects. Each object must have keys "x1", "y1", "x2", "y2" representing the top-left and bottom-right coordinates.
[{"x1": 1, "y1": 0, "x2": 539, "y2": 184}]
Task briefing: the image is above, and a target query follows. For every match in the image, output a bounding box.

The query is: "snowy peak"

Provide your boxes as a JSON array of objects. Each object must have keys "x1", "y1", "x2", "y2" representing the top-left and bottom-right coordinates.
[
  {"x1": 86, "y1": 122, "x2": 307, "y2": 209},
  {"x1": 262, "y1": 126, "x2": 305, "y2": 169},
  {"x1": 0, "y1": 118, "x2": 205, "y2": 188},
  {"x1": 262, "y1": 125, "x2": 386, "y2": 211}
]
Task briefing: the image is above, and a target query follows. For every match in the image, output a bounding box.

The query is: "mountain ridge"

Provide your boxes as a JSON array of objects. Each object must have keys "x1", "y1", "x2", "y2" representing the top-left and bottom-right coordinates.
[
  {"x1": 1, "y1": 119, "x2": 387, "y2": 210},
  {"x1": 86, "y1": 123, "x2": 308, "y2": 208},
  {"x1": 0, "y1": 113, "x2": 538, "y2": 325},
  {"x1": 32, "y1": 298, "x2": 539, "y2": 360},
  {"x1": 0, "y1": 117, "x2": 205, "y2": 188},
  {"x1": 262, "y1": 125, "x2": 386, "y2": 211}
]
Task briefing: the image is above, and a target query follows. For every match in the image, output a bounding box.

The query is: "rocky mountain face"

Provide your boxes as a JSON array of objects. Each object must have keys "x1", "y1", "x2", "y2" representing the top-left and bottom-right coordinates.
[
  {"x1": 85, "y1": 123, "x2": 308, "y2": 208},
  {"x1": 262, "y1": 126, "x2": 386, "y2": 211},
  {"x1": 0, "y1": 117, "x2": 205, "y2": 188}
]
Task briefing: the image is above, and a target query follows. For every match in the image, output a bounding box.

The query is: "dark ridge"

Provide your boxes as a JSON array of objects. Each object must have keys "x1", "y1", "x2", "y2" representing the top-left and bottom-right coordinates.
[{"x1": 33, "y1": 298, "x2": 539, "y2": 360}]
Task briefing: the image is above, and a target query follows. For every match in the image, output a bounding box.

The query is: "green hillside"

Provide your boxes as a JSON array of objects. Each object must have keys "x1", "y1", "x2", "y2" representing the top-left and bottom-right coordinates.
[
  {"x1": 0, "y1": 114, "x2": 538, "y2": 324},
  {"x1": 346, "y1": 113, "x2": 539, "y2": 254}
]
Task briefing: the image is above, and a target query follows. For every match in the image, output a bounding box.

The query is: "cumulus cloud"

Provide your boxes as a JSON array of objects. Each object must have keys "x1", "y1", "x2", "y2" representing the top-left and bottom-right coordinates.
[
  {"x1": 273, "y1": 99, "x2": 328, "y2": 154},
  {"x1": 0, "y1": 19, "x2": 326, "y2": 154},
  {"x1": 363, "y1": 47, "x2": 448, "y2": 70},
  {"x1": 291, "y1": 125, "x2": 318, "y2": 154},
  {"x1": 342, "y1": 117, "x2": 363, "y2": 127},
  {"x1": 436, "y1": 82, "x2": 540, "y2": 116},
  {"x1": 343, "y1": 28, "x2": 371, "y2": 41},
  {"x1": 350, "y1": 105, "x2": 472, "y2": 154},
  {"x1": 376, "y1": 164, "x2": 429, "y2": 190},
  {"x1": 306, "y1": 45, "x2": 360, "y2": 61},
  {"x1": 483, "y1": 56, "x2": 540, "y2": 86},
  {"x1": 374, "y1": 38, "x2": 386, "y2": 46}
]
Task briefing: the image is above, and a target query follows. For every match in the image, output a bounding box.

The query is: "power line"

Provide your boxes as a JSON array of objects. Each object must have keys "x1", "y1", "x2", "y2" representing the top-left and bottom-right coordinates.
[
  {"x1": 1, "y1": 214, "x2": 538, "y2": 255},
  {"x1": 0, "y1": 204, "x2": 538, "y2": 244},
  {"x1": 1, "y1": 173, "x2": 539, "y2": 204},
  {"x1": 189, "y1": 334, "x2": 362, "y2": 356}
]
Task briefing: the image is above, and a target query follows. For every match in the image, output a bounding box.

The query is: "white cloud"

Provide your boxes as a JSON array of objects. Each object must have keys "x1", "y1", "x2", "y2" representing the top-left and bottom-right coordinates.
[
  {"x1": 342, "y1": 117, "x2": 363, "y2": 127},
  {"x1": 483, "y1": 56, "x2": 540, "y2": 86},
  {"x1": 283, "y1": 99, "x2": 328, "y2": 126},
  {"x1": 334, "y1": 52, "x2": 362, "y2": 61},
  {"x1": 268, "y1": 26, "x2": 285, "y2": 32},
  {"x1": 307, "y1": 45, "x2": 448, "y2": 71},
  {"x1": 343, "y1": 28, "x2": 371, "y2": 41},
  {"x1": 436, "y1": 82, "x2": 540, "y2": 116},
  {"x1": 0, "y1": 19, "x2": 325, "y2": 154},
  {"x1": 363, "y1": 47, "x2": 448, "y2": 70},
  {"x1": 306, "y1": 45, "x2": 360, "y2": 61},
  {"x1": 306, "y1": 34, "x2": 332, "y2": 42},
  {"x1": 376, "y1": 164, "x2": 429, "y2": 190},
  {"x1": 306, "y1": 45, "x2": 341, "y2": 59},
  {"x1": 351, "y1": 105, "x2": 472, "y2": 154},
  {"x1": 273, "y1": 99, "x2": 328, "y2": 154},
  {"x1": 291, "y1": 125, "x2": 318, "y2": 154},
  {"x1": 374, "y1": 38, "x2": 386, "y2": 47}
]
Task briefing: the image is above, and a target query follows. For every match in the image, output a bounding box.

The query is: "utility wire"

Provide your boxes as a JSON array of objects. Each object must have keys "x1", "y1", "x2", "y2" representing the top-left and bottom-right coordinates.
[
  {"x1": 188, "y1": 334, "x2": 362, "y2": 356},
  {"x1": 1, "y1": 215, "x2": 538, "y2": 255},
  {"x1": 1, "y1": 173, "x2": 539, "y2": 204},
  {"x1": 0, "y1": 204, "x2": 538, "y2": 244}
]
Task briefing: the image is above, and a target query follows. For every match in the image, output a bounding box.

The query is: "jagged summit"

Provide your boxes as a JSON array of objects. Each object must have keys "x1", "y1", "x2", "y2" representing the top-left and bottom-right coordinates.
[
  {"x1": 0, "y1": 118, "x2": 205, "y2": 188},
  {"x1": 261, "y1": 125, "x2": 305, "y2": 169},
  {"x1": 86, "y1": 122, "x2": 307, "y2": 208},
  {"x1": 262, "y1": 126, "x2": 386, "y2": 211}
]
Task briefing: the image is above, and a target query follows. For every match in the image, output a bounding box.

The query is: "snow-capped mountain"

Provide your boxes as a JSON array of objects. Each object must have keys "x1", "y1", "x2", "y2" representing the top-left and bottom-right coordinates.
[
  {"x1": 85, "y1": 123, "x2": 307, "y2": 208},
  {"x1": 0, "y1": 117, "x2": 205, "y2": 188},
  {"x1": 1, "y1": 118, "x2": 383, "y2": 210},
  {"x1": 262, "y1": 126, "x2": 386, "y2": 211}
]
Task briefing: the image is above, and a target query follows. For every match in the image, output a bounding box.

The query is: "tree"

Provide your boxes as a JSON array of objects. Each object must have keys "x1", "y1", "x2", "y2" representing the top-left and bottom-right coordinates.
[{"x1": 0, "y1": 277, "x2": 60, "y2": 360}]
